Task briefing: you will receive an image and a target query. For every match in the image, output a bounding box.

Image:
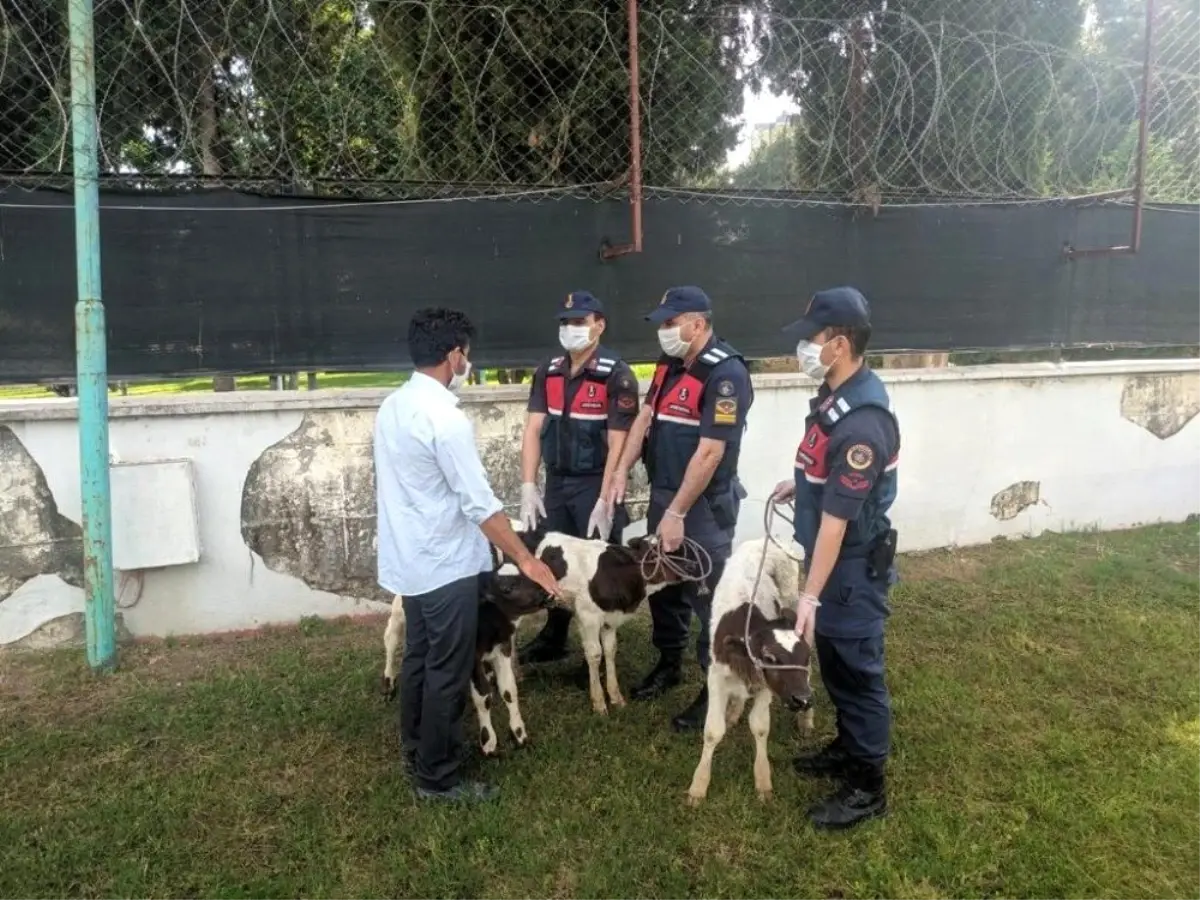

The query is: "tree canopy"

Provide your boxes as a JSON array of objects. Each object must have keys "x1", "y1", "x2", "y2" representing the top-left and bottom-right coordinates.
[{"x1": 1, "y1": 0, "x2": 1195, "y2": 200}]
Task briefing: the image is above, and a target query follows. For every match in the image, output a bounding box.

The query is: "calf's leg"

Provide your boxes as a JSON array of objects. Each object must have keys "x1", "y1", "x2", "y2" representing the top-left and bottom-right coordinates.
[
  {"x1": 686, "y1": 671, "x2": 727, "y2": 806},
  {"x1": 382, "y1": 594, "x2": 406, "y2": 699},
  {"x1": 578, "y1": 617, "x2": 608, "y2": 714},
  {"x1": 599, "y1": 624, "x2": 624, "y2": 708},
  {"x1": 492, "y1": 649, "x2": 529, "y2": 748},
  {"x1": 748, "y1": 689, "x2": 774, "y2": 801},
  {"x1": 470, "y1": 666, "x2": 499, "y2": 757},
  {"x1": 726, "y1": 694, "x2": 746, "y2": 726}
]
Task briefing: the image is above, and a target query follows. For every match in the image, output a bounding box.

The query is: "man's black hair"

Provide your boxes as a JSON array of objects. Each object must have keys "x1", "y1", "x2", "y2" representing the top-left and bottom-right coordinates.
[
  {"x1": 828, "y1": 323, "x2": 871, "y2": 358},
  {"x1": 407, "y1": 307, "x2": 476, "y2": 368}
]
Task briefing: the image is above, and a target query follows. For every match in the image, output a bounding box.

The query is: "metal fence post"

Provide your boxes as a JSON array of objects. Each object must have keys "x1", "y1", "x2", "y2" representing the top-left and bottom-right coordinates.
[{"x1": 67, "y1": 0, "x2": 117, "y2": 669}]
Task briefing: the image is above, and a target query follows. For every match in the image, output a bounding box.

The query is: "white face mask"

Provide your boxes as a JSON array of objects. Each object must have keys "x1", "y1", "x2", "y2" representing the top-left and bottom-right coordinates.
[
  {"x1": 559, "y1": 324, "x2": 593, "y2": 353},
  {"x1": 447, "y1": 353, "x2": 471, "y2": 393},
  {"x1": 796, "y1": 340, "x2": 829, "y2": 381},
  {"x1": 658, "y1": 325, "x2": 692, "y2": 359}
]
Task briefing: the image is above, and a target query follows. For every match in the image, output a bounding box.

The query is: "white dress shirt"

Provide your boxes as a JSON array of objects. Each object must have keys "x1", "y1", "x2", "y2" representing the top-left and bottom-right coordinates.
[{"x1": 374, "y1": 372, "x2": 504, "y2": 597}]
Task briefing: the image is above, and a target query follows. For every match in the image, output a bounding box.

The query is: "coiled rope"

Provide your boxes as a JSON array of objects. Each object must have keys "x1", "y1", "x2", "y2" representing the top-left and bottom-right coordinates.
[{"x1": 743, "y1": 497, "x2": 813, "y2": 672}]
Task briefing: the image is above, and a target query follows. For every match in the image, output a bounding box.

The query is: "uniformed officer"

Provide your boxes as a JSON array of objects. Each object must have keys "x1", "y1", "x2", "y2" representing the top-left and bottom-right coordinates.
[
  {"x1": 609, "y1": 286, "x2": 753, "y2": 732},
  {"x1": 518, "y1": 290, "x2": 639, "y2": 666},
  {"x1": 771, "y1": 285, "x2": 900, "y2": 830}
]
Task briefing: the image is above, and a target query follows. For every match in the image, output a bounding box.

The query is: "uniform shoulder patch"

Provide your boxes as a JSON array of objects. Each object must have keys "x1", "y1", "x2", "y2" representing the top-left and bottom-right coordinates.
[
  {"x1": 617, "y1": 394, "x2": 636, "y2": 410},
  {"x1": 712, "y1": 397, "x2": 738, "y2": 425},
  {"x1": 845, "y1": 443, "x2": 875, "y2": 471},
  {"x1": 716, "y1": 378, "x2": 735, "y2": 397}
]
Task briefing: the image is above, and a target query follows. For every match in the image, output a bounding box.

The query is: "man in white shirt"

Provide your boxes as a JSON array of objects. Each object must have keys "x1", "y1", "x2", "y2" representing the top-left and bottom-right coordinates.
[{"x1": 375, "y1": 307, "x2": 562, "y2": 804}]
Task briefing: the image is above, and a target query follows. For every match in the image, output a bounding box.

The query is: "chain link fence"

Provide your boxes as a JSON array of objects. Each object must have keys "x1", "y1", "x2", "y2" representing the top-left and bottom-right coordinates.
[{"x1": 2, "y1": 0, "x2": 1197, "y2": 204}]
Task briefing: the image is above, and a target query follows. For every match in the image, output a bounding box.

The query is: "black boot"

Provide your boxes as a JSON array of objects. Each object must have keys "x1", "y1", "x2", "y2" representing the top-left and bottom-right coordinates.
[
  {"x1": 792, "y1": 735, "x2": 852, "y2": 778},
  {"x1": 670, "y1": 685, "x2": 708, "y2": 732},
  {"x1": 807, "y1": 760, "x2": 887, "y2": 830},
  {"x1": 518, "y1": 608, "x2": 573, "y2": 664},
  {"x1": 630, "y1": 653, "x2": 683, "y2": 701}
]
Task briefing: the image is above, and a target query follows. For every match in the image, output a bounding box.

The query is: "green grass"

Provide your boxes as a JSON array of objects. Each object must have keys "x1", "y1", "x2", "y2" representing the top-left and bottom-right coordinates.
[
  {"x1": 1, "y1": 523, "x2": 1197, "y2": 899},
  {"x1": 0, "y1": 366, "x2": 664, "y2": 399}
]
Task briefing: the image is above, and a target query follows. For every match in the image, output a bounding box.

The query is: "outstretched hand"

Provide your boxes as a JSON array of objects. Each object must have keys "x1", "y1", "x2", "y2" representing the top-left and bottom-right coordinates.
[{"x1": 519, "y1": 555, "x2": 562, "y2": 599}]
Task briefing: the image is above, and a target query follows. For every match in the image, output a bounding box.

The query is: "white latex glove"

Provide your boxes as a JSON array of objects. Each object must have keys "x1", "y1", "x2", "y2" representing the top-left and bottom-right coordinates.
[
  {"x1": 519, "y1": 482, "x2": 545, "y2": 530},
  {"x1": 770, "y1": 478, "x2": 796, "y2": 504},
  {"x1": 586, "y1": 499, "x2": 613, "y2": 541}
]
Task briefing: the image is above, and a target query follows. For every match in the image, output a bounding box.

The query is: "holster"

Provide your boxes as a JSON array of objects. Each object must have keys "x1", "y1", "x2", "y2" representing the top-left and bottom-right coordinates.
[{"x1": 866, "y1": 528, "x2": 898, "y2": 580}]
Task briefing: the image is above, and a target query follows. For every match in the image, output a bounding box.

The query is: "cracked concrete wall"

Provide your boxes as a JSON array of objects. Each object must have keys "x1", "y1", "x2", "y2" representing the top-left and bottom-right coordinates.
[
  {"x1": 0, "y1": 425, "x2": 83, "y2": 604},
  {"x1": 2, "y1": 361, "x2": 1197, "y2": 646},
  {"x1": 1120, "y1": 373, "x2": 1200, "y2": 440},
  {"x1": 239, "y1": 402, "x2": 650, "y2": 602}
]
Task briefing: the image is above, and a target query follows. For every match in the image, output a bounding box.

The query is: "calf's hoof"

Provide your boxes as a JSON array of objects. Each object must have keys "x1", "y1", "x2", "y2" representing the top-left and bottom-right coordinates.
[
  {"x1": 381, "y1": 676, "x2": 398, "y2": 701},
  {"x1": 478, "y1": 727, "x2": 499, "y2": 757},
  {"x1": 757, "y1": 788, "x2": 774, "y2": 803},
  {"x1": 685, "y1": 791, "x2": 706, "y2": 807},
  {"x1": 511, "y1": 727, "x2": 530, "y2": 749},
  {"x1": 609, "y1": 692, "x2": 627, "y2": 709}
]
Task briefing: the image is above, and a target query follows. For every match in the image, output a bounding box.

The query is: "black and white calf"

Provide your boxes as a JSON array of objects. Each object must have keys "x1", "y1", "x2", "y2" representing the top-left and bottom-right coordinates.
[
  {"x1": 468, "y1": 547, "x2": 569, "y2": 754},
  {"x1": 381, "y1": 518, "x2": 525, "y2": 696},
  {"x1": 524, "y1": 531, "x2": 690, "y2": 714},
  {"x1": 686, "y1": 536, "x2": 814, "y2": 805},
  {"x1": 380, "y1": 521, "x2": 568, "y2": 757}
]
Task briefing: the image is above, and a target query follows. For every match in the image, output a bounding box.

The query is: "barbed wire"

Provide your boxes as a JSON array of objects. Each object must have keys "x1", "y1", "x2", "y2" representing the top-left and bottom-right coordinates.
[{"x1": 2, "y1": 0, "x2": 1196, "y2": 206}]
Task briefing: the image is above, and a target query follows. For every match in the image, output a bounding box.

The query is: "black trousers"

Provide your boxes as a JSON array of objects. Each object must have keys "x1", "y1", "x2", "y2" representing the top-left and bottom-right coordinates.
[
  {"x1": 399, "y1": 572, "x2": 484, "y2": 791},
  {"x1": 813, "y1": 557, "x2": 893, "y2": 765},
  {"x1": 645, "y1": 486, "x2": 737, "y2": 671}
]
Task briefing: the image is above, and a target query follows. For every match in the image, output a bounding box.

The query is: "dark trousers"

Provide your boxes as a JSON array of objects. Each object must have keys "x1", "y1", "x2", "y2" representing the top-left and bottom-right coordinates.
[
  {"x1": 399, "y1": 573, "x2": 483, "y2": 791},
  {"x1": 814, "y1": 558, "x2": 892, "y2": 765},
  {"x1": 539, "y1": 472, "x2": 626, "y2": 638},
  {"x1": 646, "y1": 486, "x2": 736, "y2": 671}
]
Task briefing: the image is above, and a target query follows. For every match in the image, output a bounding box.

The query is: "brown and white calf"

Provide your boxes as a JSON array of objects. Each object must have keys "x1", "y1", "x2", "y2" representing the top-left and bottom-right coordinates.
[
  {"x1": 686, "y1": 536, "x2": 815, "y2": 806},
  {"x1": 526, "y1": 531, "x2": 690, "y2": 714}
]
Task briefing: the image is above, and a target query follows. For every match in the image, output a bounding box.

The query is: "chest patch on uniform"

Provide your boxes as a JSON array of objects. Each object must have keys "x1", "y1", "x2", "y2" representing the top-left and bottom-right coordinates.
[
  {"x1": 713, "y1": 397, "x2": 738, "y2": 425},
  {"x1": 716, "y1": 379, "x2": 735, "y2": 397},
  {"x1": 846, "y1": 443, "x2": 874, "y2": 470}
]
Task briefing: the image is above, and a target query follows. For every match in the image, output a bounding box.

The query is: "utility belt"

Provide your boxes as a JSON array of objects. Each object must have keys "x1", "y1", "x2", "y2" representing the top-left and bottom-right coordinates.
[{"x1": 835, "y1": 528, "x2": 898, "y2": 580}]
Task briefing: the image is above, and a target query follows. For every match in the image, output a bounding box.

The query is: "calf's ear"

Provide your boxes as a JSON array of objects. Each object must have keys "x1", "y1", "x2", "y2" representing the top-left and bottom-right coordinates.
[
  {"x1": 777, "y1": 607, "x2": 798, "y2": 630},
  {"x1": 722, "y1": 634, "x2": 748, "y2": 655}
]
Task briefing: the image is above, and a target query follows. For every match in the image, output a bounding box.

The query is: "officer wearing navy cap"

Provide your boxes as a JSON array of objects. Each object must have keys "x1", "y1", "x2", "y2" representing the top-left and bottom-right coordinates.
[
  {"x1": 609, "y1": 285, "x2": 753, "y2": 732},
  {"x1": 518, "y1": 290, "x2": 639, "y2": 666},
  {"x1": 770, "y1": 285, "x2": 900, "y2": 830}
]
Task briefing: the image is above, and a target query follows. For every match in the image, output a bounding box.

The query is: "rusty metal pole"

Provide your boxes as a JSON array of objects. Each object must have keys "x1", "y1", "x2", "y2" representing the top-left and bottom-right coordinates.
[
  {"x1": 600, "y1": 0, "x2": 643, "y2": 259},
  {"x1": 1130, "y1": 0, "x2": 1157, "y2": 254},
  {"x1": 68, "y1": 0, "x2": 117, "y2": 669},
  {"x1": 627, "y1": 0, "x2": 643, "y2": 253}
]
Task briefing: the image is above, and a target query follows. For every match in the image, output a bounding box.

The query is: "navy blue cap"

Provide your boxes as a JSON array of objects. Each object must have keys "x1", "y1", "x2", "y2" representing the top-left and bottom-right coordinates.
[
  {"x1": 645, "y1": 285, "x2": 712, "y2": 324},
  {"x1": 782, "y1": 286, "x2": 871, "y2": 340},
  {"x1": 557, "y1": 290, "x2": 605, "y2": 319}
]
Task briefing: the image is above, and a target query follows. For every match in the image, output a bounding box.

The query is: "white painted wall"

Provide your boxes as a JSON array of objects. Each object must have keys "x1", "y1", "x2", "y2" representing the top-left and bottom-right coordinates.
[{"x1": 1, "y1": 360, "x2": 1197, "y2": 648}]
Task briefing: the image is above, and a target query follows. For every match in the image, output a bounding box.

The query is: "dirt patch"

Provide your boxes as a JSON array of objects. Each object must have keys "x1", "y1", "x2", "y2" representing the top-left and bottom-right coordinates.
[
  {"x1": 0, "y1": 615, "x2": 385, "y2": 725},
  {"x1": 899, "y1": 548, "x2": 987, "y2": 583}
]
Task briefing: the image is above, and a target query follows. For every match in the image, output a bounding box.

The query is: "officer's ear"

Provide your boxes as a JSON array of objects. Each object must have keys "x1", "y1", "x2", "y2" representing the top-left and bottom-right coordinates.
[{"x1": 591, "y1": 314, "x2": 606, "y2": 336}]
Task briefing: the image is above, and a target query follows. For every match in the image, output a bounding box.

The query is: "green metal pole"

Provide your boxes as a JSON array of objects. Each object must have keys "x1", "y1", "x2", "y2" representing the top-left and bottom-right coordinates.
[{"x1": 68, "y1": 0, "x2": 117, "y2": 669}]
